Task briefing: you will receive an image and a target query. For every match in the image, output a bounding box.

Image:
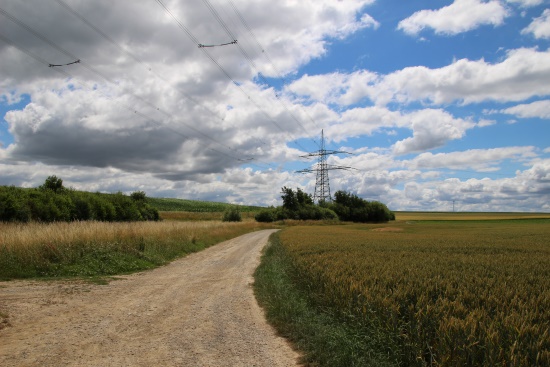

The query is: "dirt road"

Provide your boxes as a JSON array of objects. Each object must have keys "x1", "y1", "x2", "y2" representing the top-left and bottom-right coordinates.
[{"x1": 0, "y1": 229, "x2": 300, "y2": 366}]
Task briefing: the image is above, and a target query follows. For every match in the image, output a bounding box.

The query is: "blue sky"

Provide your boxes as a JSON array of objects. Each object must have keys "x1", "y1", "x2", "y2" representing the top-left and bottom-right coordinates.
[{"x1": 1, "y1": 0, "x2": 549, "y2": 211}]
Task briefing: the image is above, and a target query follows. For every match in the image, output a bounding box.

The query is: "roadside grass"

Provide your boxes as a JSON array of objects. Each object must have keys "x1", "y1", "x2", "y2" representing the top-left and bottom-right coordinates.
[
  {"x1": 0, "y1": 220, "x2": 272, "y2": 280},
  {"x1": 254, "y1": 232, "x2": 399, "y2": 367}
]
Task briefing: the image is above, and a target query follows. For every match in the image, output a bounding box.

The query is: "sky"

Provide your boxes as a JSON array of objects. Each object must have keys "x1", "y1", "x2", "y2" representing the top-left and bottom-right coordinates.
[{"x1": 1, "y1": 0, "x2": 549, "y2": 212}]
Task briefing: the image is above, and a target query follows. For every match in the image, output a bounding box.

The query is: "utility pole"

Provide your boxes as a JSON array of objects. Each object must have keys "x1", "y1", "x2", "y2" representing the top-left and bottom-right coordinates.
[{"x1": 297, "y1": 130, "x2": 355, "y2": 204}]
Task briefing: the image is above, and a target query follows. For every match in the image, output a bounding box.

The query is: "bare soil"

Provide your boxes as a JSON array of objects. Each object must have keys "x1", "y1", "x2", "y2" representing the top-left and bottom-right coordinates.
[{"x1": 0, "y1": 229, "x2": 300, "y2": 367}]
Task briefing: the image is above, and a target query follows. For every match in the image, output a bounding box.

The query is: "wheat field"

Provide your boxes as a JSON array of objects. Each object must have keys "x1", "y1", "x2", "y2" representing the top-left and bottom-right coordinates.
[{"x1": 279, "y1": 219, "x2": 550, "y2": 366}]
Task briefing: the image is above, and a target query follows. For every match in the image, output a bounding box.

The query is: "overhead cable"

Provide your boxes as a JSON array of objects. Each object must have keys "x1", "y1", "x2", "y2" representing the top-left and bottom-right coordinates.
[
  {"x1": 49, "y1": 59, "x2": 80, "y2": 67},
  {"x1": 0, "y1": 5, "x2": 270, "y2": 168},
  {"x1": 201, "y1": 0, "x2": 317, "y2": 146},
  {"x1": 0, "y1": 31, "x2": 260, "y2": 168},
  {"x1": 155, "y1": 0, "x2": 309, "y2": 152}
]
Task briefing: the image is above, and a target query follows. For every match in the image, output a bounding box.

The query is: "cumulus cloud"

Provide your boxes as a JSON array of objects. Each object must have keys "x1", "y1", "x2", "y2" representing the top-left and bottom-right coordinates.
[
  {"x1": 500, "y1": 99, "x2": 550, "y2": 118},
  {"x1": 397, "y1": 0, "x2": 508, "y2": 36},
  {"x1": 320, "y1": 106, "x2": 480, "y2": 155},
  {"x1": 286, "y1": 48, "x2": 550, "y2": 106},
  {"x1": 522, "y1": 9, "x2": 550, "y2": 39},
  {"x1": 326, "y1": 150, "x2": 549, "y2": 211},
  {"x1": 408, "y1": 146, "x2": 537, "y2": 170},
  {"x1": 506, "y1": 0, "x2": 544, "y2": 8},
  {"x1": 392, "y1": 110, "x2": 476, "y2": 155},
  {"x1": 284, "y1": 70, "x2": 379, "y2": 106},
  {"x1": 0, "y1": 0, "x2": 378, "y2": 181},
  {"x1": 381, "y1": 48, "x2": 550, "y2": 105}
]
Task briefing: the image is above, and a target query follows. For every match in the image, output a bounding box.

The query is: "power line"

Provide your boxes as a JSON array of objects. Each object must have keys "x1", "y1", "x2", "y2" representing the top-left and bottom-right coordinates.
[
  {"x1": 53, "y1": 0, "x2": 264, "y2": 165},
  {"x1": 49, "y1": 59, "x2": 80, "y2": 67},
  {"x1": 0, "y1": 31, "x2": 259, "y2": 169},
  {"x1": 155, "y1": 0, "x2": 309, "y2": 152},
  {"x1": 0, "y1": 5, "x2": 272, "y2": 169},
  {"x1": 201, "y1": 0, "x2": 316, "y2": 145},
  {"x1": 227, "y1": 0, "x2": 323, "y2": 143}
]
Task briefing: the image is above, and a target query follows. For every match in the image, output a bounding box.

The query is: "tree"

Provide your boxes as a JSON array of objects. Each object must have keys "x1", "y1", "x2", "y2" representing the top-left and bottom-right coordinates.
[
  {"x1": 40, "y1": 175, "x2": 65, "y2": 193},
  {"x1": 130, "y1": 191, "x2": 147, "y2": 202},
  {"x1": 281, "y1": 187, "x2": 313, "y2": 211},
  {"x1": 330, "y1": 190, "x2": 394, "y2": 223},
  {"x1": 281, "y1": 186, "x2": 298, "y2": 211}
]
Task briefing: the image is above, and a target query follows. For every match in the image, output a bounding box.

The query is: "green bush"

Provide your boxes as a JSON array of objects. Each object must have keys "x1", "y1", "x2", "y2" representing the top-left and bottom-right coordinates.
[
  {"x1": 0, "y1": 177, "x2": 160, "y2": 223},
  {"x1": 255, "y1": 209, "x2": 275, "y2": 223},
  {"x1": 330, "y1": 191, "x2": 394, "y2": 223},
  {"x1": 222, "y1": 206, "x2": 242, "y2": 222}
]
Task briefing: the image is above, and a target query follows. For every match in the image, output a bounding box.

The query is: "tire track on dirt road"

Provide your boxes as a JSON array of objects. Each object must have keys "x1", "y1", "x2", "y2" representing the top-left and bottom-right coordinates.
[{"x1": 0, "y1": 229, "x2": 300, "y2": 366}]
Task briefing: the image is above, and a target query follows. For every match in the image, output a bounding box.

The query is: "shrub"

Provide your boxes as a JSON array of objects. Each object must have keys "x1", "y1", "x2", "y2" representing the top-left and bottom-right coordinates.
[
  {"x1": 0, "y1": 178, "x2": 160, "y2": 223},
  {"x1": 255, "y1": 209, "x2": 275, "y2": 223},
  {"x1": 222, "y1": 206, "x2": 242, "y2": 222},
  {"x1": 330, "y1": 191, "x2": 394, "y2": 223}
]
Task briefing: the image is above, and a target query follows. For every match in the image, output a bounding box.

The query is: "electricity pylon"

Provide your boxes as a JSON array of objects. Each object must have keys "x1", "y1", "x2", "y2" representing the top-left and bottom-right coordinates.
[{"x1": 297, "y1": 130, "x2": 355, "y2": 203}]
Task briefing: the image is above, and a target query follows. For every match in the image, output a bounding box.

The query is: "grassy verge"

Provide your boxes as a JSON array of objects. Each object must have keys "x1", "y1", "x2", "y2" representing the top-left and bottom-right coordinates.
[
  {"x1": 0, "y1": 220, "x2": 271, "y2": 280},
  {"x1": 254, "y1": 232, "x2": 399, "y2": 367}
]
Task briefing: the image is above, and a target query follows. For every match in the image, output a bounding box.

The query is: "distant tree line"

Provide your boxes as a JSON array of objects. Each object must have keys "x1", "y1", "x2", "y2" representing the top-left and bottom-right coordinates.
[
  {"x1": 0, "y1": 176, "x2": 160, "y2": 223},
  {"x1": 255, "y1": 187, "x2": 395, "y2": 223}
]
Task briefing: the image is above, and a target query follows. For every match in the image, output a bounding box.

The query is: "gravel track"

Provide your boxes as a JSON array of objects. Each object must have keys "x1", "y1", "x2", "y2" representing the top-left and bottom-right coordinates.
[{"x1": 0, "y1": 229, "x2": 299, "y2": 366}]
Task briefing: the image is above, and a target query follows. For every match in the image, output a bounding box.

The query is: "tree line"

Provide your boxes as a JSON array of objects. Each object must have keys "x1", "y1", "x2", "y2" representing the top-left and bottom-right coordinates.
[
  {"x1": 255, "y1": 187, "x2": 395, "y2": 223},
  {"x1": 0, "y1": 176, "x2": 159, "y2": 222}
]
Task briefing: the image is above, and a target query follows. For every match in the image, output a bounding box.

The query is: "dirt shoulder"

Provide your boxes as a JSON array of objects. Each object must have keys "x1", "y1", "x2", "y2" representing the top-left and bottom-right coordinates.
[{"x1": 0, "y1": 229, "x2": 299, "y2": 367}]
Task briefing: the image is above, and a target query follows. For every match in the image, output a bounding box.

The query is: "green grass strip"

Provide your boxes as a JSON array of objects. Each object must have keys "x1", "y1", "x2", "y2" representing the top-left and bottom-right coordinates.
[{"x1": 254, "y1": 232, "x2": 400, "y2": 367}]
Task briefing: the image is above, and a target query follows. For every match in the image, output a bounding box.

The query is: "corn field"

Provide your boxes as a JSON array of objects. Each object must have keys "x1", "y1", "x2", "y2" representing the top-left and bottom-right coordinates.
[{"x1": 279, "y1": 220, "x2": 550, "y2": 366}]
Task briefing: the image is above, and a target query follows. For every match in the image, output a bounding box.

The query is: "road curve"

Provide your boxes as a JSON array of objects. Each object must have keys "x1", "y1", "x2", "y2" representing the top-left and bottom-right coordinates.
[{"x1": 0, "y1": 229, "x2": 300, "y2": 366}]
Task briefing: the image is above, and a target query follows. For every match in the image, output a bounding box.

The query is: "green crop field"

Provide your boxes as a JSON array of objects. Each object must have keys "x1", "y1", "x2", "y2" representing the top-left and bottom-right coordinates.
[
  {"x1": 265, "y1": 216, "x2": 550, "y2": 366},
  {"x1": 147, "y1": 197, "x2": 263, "y2": 213}
]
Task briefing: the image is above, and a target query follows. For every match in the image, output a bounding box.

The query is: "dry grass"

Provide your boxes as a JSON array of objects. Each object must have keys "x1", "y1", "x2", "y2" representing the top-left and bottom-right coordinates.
[
  {"x1": 0, "y1": 220, "x2": 273, "y2": 279},
  {"x1": 0, "y1": 221, "x2": 249, "y2": 249}
]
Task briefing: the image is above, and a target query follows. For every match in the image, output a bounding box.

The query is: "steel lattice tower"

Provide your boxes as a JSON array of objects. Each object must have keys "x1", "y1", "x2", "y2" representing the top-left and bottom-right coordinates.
[{"x1": 297, "y1": 130, "x2": 354, "y2": 204}]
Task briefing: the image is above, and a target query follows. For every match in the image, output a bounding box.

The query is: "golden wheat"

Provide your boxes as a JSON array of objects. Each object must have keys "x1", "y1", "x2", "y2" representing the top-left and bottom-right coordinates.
[{"x1": 279, "y1": 220, "x2": 550, "y2": 366}]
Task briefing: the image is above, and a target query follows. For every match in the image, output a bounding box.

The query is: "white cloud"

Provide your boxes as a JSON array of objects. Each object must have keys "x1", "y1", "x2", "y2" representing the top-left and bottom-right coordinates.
[
  {"x1": 500, "y1": 99, "x2": 550, "y2": 118},
  {"x1": 380, "y1": 48, "x2": 550, "y2": 105},
  {"x1": 286, "y1": 48, "x2": 550, "y2": 107},
  {"x1": 392, "y1": 109, "x2": 476, "y2": 155},
  {"x1": 0, "y1": 0, "x2": 381, "y2": 182},
  {"x1": 522, "y1": 9, "x2": 550, "y2": 39},
  {"x1": 397, "y1": 0, "x2": 508, "y2": 36},
  {"x1": 477, "y1": 119, "x2": 497, "y2": 127},
  {"x1": 408, "y1": 146, "x2": 537, "y2": 170},
  {"x1": 284, "y1": 70, "x2": 379, "y2": 106},
  {"x1": 506, "y1": 0, "x2": 544, "y2": 8},
  {"x1": 320, "y1": 106, "x2": 479, "y2": 155},
  {"x1": 325, "y1": 151, "x2": 549, "y2": 211}
]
